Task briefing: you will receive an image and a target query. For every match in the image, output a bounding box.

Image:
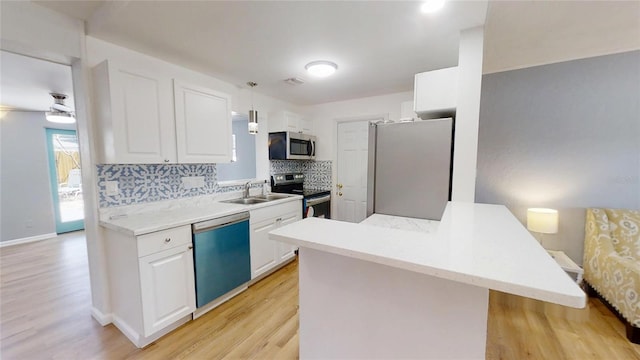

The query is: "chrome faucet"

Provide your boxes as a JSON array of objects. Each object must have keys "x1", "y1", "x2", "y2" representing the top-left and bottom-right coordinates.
[{"x1": 243, "y1": 181, "x2": 251, "y2": 198}]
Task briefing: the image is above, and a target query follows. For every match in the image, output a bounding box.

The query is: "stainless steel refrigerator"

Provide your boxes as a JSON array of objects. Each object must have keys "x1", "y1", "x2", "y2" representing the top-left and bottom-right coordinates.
[{"x1": 366, "y1": 118, "x2": 453, "y2": 221}]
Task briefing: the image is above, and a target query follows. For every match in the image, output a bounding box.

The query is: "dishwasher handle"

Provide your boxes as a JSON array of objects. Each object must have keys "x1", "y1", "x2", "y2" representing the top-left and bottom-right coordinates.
[{"x1": 192, "y1": 212, "x2": 250, "y2": 233}]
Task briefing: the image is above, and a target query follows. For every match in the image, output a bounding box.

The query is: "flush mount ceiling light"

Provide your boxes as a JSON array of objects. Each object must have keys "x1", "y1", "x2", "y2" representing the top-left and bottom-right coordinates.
[
  {"x1": 305, "y1": 61, "x2": 338, "y2": 78},
  {"x1": 421, "y1": 0, "x2": 446, "y2": 13},
  {"x1": 46, "y1": 93, "x2": 75, "y2": 124}
]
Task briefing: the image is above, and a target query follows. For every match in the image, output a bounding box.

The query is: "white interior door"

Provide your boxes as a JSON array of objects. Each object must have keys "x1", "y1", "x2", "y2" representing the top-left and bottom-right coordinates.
[{"x1": 336, "y1": 120, "x2": 370, "y2": 223}]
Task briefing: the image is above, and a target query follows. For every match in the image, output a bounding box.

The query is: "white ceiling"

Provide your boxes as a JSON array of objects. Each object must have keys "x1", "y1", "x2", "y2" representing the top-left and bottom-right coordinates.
[
  {"x1": 484, "y1": 1, "x2": 640, "y2": 74},
  {"x1": 4, "y1": 1, "x2": 639, "y2": 111},
  {"x1": 0, "y1": 50, "x2": 75, "y2": 112},
  {"x1": 34, "y1": 0, "x2": 489, "y2": 105}
]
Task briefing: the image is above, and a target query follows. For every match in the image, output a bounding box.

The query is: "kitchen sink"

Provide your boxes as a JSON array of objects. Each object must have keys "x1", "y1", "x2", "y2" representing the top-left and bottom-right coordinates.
[
  {"x1": 252, "y1": 194, "x2": 291, "y2": 201},
  {"x1": 222, "y1": 198, "x2": 269, "y2": 205},
  {"x1": 221, "y1": 194, "x2": 290, "y2": 205}
]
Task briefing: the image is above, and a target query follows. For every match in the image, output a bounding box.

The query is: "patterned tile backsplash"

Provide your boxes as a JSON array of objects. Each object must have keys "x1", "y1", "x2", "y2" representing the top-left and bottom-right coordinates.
[
  {"x1": 270, "y1": 160, "x2": 332, "y2": 190},
  {"x1": 97, "y1": 160, "x2": 333, "y2": 208},
  {"x1": 97, "y1": 164, "x2": 261, "y2": 208}
]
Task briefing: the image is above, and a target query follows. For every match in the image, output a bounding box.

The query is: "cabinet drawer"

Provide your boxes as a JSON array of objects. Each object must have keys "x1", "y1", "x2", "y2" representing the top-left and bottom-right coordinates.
[
  {"x1": 137, "y1": 225, "x2": 191, "y2": 257},
  {"x1": 250, "y1": 200, "x2": 301, "y2": 224}
]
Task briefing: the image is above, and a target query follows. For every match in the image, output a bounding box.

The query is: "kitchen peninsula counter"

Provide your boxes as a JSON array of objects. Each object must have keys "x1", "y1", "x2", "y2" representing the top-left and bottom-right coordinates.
[{"x1": 269, "y1": 202, "x2": 585, "y2": 359}]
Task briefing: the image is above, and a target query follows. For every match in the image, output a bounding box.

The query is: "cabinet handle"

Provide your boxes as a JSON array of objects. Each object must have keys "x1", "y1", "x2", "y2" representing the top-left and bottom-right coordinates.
[
  {"x1": 276, "y1": 218, "x2": 282, "y2": 222},
  {"x1": 188, "y1": 245, "x2": 193, "y2": 250},
  {"x1": 164, "y1": 159, "x2": 169, "y2": 163},
  {"x1": 164, "y1": 238, "x2": 171, "y2": 243}
]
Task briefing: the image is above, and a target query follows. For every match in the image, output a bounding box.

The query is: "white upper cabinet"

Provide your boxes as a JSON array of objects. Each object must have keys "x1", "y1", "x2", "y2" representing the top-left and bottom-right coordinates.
[
  {"x1": 173, "y1": 80, "x2": 232, "y2": 163},
  {"x1": 414, "y1": 66, "x2": 458, "y2": 117},
  {"x1": 92, "y1": 60, "x2": 232, "y2": 164},
  {"x1": 93, "y1": 60, "x2": 176, "y2": 164},
  {"x1": 268, "y1": 110, "x2": 312, "y2": 134}
]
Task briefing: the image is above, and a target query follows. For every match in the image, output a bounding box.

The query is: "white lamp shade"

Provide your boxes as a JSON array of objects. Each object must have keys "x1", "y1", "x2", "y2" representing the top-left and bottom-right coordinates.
[{"x1": 527, "y1": 208, "x2": 558, "y2": 234}]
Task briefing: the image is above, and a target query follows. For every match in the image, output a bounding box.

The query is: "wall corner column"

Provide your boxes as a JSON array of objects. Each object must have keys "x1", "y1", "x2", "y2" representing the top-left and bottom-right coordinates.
[{"x1": 452, "y1": 26, "x2": 484, "y2": 202}]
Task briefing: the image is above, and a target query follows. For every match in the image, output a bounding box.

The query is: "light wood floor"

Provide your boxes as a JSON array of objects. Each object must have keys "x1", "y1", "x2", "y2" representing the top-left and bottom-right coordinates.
[{"x1": 1, "y1": 233, "x2": 639, "y2": 359}]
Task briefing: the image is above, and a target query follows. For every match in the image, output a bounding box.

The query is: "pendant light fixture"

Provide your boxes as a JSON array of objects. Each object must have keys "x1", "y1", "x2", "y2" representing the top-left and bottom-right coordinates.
[
  {"x1": 247, "y1": 81, "x2": 258, "y2": 134},
  {"x1": 46, "y1": 93, "x2": 75, "y2": 124}
]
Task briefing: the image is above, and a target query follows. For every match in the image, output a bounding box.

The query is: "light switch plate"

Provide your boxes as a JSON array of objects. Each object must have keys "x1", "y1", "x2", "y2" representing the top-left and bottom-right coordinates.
[{"x1": 105, "y1": 181, "x2": 119, "y2": 196}]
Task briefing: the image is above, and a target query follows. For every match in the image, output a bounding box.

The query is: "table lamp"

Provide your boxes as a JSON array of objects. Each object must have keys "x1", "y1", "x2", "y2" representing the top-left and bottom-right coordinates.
[{"x1": 527, "y1": 208, "x2": 558, "y2": 245}]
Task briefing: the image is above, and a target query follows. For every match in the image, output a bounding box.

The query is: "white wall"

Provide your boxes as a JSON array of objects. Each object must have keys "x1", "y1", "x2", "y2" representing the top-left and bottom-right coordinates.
[
  {"x1": 306, "y1": 91, "x2": 413, "y2": 161},
  {"x1": 451, "y1": 26, "x2": 484, "y2": 202},
  {"x1": 0, "y1": 111, "x2": 74, "y2": 242},
  {"x1": 0, "y1": 1, "x2": 83, "y2": 61}
]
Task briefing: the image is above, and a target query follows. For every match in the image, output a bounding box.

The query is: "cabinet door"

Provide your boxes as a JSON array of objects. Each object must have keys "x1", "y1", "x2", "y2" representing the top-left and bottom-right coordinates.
[
  {"x1": 249, "y1": 218, "x2": 278, "y2": 279},
  {"x1": 174, "y1": 80, "x2": 232, "y2": 163},
  {"x1": 300, "y1": 118, "x2": 313, "y2": 133},
  {"x1": 139, "y1": 244, "x2": 196, "y2": 336},
  {"x1": 94, "y1": 61, "x2": 176, "y2": 163},
  {"x1": 413, "y1": 67, "x2": 458, "y2": 115},
  {"x1": 284, "y1": 112, "x2": 300, "y2": 132},
  {"x1": 278, "y1": 211, "x2": 301, "y2": 262},
  {"x1": 269, "y1": 111, "x2": 301, "y2": 132}
]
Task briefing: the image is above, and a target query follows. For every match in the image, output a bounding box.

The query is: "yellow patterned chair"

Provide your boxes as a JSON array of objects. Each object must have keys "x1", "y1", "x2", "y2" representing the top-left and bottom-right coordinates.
[{"x1": 584, "y1": 208, "x2": 640, "y2": 343}]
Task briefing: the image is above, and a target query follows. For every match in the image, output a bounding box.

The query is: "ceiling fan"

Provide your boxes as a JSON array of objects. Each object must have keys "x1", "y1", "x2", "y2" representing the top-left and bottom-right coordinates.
[{"x1": 46, "y1": 93, "x2": 75, "y2": 124}]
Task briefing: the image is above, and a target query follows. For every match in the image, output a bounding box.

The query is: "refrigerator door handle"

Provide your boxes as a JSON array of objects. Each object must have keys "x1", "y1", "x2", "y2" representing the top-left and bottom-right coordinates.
[{"x1": 366, "y1": 122, "x2": 377, "y2": 218}]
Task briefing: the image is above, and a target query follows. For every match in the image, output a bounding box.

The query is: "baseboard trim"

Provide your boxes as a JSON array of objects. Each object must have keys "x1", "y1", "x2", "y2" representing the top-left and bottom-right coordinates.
[
  {"x1": 0, "y1": 233, "x2": 57, "y2": 247},
  {"x1": 91, "y1": 306, "x2": 113, "y2": 326},
  {"x1": 112, "y1": 315, "x2": 142, "y2": 347}
]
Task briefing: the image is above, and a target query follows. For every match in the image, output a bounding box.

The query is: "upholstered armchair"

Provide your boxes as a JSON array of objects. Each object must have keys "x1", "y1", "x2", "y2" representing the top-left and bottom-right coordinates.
[{"x1": 583, "y1": 208, "x2": 640, "y2": 343}]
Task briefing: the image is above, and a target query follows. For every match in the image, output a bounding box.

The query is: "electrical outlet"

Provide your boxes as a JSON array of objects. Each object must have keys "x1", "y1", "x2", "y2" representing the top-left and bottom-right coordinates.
[
  {"x1": 192, "y1": 176, "x2": 205, "y2": 188},
  {"x1": 105, "y1": 181, "x2": 119, "y2": 196}
]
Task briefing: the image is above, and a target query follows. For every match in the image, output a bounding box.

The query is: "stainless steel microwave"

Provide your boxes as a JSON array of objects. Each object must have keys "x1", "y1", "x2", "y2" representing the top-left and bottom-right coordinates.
[{"x1": 268, "y1": 132, "x2": 316, "y2": 160}]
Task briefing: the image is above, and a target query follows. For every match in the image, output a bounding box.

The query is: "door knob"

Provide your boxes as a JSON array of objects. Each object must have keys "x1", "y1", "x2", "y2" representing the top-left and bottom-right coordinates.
[
  {"x1": 338, "y1": 192, "x2": 343, "y2": 196},
  {"x1": 336, "y1": 183, "x2": 343, "y2": 189}
]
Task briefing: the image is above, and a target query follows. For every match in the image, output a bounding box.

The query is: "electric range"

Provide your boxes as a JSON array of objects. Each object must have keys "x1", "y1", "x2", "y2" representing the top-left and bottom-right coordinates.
[{"x1": 271, "y1": 173, "x2": 331, "y2": 219}]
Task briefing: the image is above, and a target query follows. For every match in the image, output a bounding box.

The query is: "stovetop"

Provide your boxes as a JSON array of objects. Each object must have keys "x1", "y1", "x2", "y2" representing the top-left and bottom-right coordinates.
[
  {"x1": 291, "y1": 189, "x2": 331, "y2": 198},
  {"x1": 271, "y1": 173, "x2": 330, "y2": 199}
]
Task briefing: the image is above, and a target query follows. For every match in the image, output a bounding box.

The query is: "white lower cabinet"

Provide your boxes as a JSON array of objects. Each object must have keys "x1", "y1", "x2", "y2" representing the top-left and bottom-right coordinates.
[
  {"x1": 104, "y1": 224, "x2": 195, "y2": 348},
  {"x1": 278, "y1": 212, "x2": 300, "y2": 262},
  {"x1": 139, "y1": 245, "x2": 196, "y2": 336},
  {"x1": 250, "y1": 200, "x2": 302, "y2": 280}
]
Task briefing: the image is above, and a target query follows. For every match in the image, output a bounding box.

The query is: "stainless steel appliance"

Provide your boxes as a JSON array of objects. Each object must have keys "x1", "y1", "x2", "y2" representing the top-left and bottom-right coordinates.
[
  {"x1": 271, "y1": 173, "x2": 331, "y2": 218},
  {"x1": 191, "y1": 212, "x2": 251, "y2": 309},
  {"x1": 268, "y1": 132, "x2": 316, "y2": 160},
  {"x1": 367, "y1": 118, "x2": 453, "y2": 220}
]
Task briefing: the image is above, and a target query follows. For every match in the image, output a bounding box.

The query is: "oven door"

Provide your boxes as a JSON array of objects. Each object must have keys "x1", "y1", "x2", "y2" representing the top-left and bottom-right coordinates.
[{"x1": 304, "y1": 194, "x2": 331, "y2": 219}]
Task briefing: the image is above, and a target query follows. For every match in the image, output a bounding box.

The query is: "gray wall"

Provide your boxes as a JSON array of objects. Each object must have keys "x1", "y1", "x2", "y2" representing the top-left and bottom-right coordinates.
[
  {"x1": 476, "y1": 50, "x2": 640, "y2": 264},
  {"x1": 217, "y1": 118, "x2": 256, "y2": 181},
  {"x1": 0, "y1": 111, "x2": 75, "y2": 241}
]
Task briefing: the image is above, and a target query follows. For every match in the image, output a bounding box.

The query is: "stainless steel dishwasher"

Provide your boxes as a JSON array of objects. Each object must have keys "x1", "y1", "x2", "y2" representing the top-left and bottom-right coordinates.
[{"x1": 192, "y1": 212, "x2": 251, "y2": 310}]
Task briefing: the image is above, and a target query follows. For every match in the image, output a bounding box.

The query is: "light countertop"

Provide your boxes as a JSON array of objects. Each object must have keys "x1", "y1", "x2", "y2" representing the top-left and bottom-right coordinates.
[
  {"x1": 100, "y1": 194, "x2": 302, "y2": 236},
  {"x1": 269, "y1": 202, "x2": 586, "y2": 308},
  {"x1": 360, "y1": 213, "x2": 439, "y2": 233}
]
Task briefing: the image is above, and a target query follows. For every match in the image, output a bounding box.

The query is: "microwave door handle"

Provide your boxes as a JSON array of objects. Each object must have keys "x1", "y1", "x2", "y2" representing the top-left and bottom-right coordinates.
[
  {"x1": 311, "y1": 140, "x2": 316, "y2": 157},
  {"x1": 307, "y1": 141, "x2": 313, "y2": 157}
]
